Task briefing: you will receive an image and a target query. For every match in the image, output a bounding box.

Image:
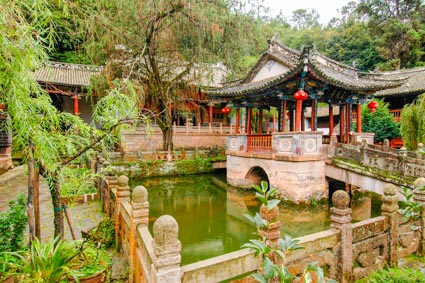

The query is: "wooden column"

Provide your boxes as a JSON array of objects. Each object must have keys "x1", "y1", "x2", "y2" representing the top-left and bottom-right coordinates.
[
  {"x1": 247, "y1": 107, "x2": 252, "y2": 134},
  {"x1": 295, "y1": 101, "x2": 302, "y2": 131},
  {"x1": 72, "y1": 95, "x2": 79, "y2": 116},
  {"x1": 339, "y1": 105, "x2": 345, "y2": 143},
  {"x1": 235, "y1": 108, "x2": 240, "y2": 134},
  {"x1": 258, "y1": 109, "x2": 263, "y2": 133},
  {"x1": 346, "y1": 103, "x2": 351, "y2": 143},
  {"x1": 282, "y1": 100, "x2": 287, "y2": 132},
  {"x1": 329, "y1": 104, "x2": 334, "y2": 137},
  {"x1": 356, "y1": 103, "x2": 362, "y2": 133},
  {"x1": 312, "y1": 98, "x2": 318, "y2": 131},
  {"x1": 301, "y1": 105, "x2": 305, "y2": 131},
  {"x1": 209, "y1": 104, "x2": 213, "y2": 125},
  {"x1": 289, "y1": 110, "x2": 294, "y2": 132}
]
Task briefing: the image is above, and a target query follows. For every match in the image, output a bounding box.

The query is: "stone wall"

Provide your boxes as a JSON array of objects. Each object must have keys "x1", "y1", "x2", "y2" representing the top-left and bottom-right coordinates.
[
  {"x1": 120, "y1": 129, "x2": 228, "y2": 153},
  {"x1": 99, "y1": 175, "x2": 425, "y2": 282}
]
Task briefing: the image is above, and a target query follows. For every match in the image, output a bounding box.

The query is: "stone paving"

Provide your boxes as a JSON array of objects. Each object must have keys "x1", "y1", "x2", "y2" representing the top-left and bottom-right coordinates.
[{"x1": 0, "y1": 165, "x2": 106, "y2": 241}]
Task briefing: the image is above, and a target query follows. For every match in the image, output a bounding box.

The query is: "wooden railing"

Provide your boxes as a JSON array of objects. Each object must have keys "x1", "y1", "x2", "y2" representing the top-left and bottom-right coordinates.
[
  {"x1": 389, "y1": 109, "x2": 402, "y2": 122},
  {"x1": 247, "y1": 134, "x2": 272, "y2": 152}
]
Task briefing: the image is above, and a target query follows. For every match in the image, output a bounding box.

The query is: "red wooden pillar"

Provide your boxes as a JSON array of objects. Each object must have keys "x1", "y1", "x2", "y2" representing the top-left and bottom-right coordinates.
[
  {"x1": 282, "y1": 100, "x2": 287, "y2": 132},
  {"x1": 345, "y1": 103, "x2": 351, "y2": 143},
  {"x1": 209, "y1": 104, "x2": 213, "y2": 125},
  {"x1": 301, "y1": 107, "x2": 305, "y2": 131},
  {"x1": 258, "y1": 109, "x2": 263, "y2": 133},
  {"x1": 235, "y1": 108, "x2": 240, "y2": 134},
  {"x1": 356, "y1": 103, "x2": 362, "y2": 133},
  {"x1": 329, "y1": 104, "x2": 334, "y2": 137},
  {"x1": 339, "y1": 105, "x2": 345, "y2": 143},
  {"x1": 311, "y1": 99, "x2": 315, "y2": 131},
  {"x1": 72, "y1": 94, "x2": 79, "y2": 116},
  {"x1": 247, "y1": 107, "x2": 252, "y2": 134},
  {"x1": 294, "y1": 90, "x2": 307, "y2": 132}
]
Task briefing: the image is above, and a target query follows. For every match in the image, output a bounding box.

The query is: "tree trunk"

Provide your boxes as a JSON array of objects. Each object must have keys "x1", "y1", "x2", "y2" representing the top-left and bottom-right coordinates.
[
  {"x1": 27, "y1": 154, "x2": 35, "y2": 244},
  {"x1": 48, "y1": 177, "x2": 65, "y2": 239},
  {"x1": 34, "y1": 167, "x2": 41, "y2": 239}
]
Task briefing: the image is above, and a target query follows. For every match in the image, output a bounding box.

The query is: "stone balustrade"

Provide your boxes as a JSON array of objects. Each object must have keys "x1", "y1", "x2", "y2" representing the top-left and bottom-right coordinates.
[
  {"x1": 99, "y1": 174, "x2": 425, "y2": 283},
  {"x1": 330, "y1": 139, "x2": 425, "y2": 182}
]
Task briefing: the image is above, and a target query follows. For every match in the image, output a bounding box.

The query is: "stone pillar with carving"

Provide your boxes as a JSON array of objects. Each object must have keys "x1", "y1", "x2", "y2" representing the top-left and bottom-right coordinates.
[
  {"x1": 330, "y1": 190, "x2": 353, "y2": 283},
  {"x1": 114, "y1": 175, "x2": 131, "y2": 249},
  {"x1": 398, "y1": 147, "x2": 407, "y2": 175},
  {"x1": 129, "y1": 186, "x2": 149, "y2": 283},
  {"x1": 152, "y1": 215, "x2": 182, "y2": 283},
  {"x1": 417, "y1": 143, "x2": 424, "y2": 160},
  {"x1": 413, "y1": 177, "x2": 425, "y2": 254},
  {"x1": 258, "y1": 204, "x2": 281, "y2": 247},
  {"x1": 381, "y1": 184, "x2": 399, "y2": 266},
  {"x1": 328, "y1": 135, "x2": 338, "y2": 158}
]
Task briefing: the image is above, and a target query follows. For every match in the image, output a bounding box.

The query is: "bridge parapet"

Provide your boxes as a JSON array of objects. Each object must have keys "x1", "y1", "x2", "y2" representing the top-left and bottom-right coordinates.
[{"x1": 330, "y1": 139, "x2": 425, "y2": 181}]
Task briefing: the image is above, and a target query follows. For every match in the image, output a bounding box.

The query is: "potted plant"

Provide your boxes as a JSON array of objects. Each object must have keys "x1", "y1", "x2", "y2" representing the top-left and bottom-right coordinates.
[
  {"x1": 5, "y1": 237, "x2": 81, "y2": 283},
  {"x1": 68, "y1": 241, "x2": 113, "y2": 283}
]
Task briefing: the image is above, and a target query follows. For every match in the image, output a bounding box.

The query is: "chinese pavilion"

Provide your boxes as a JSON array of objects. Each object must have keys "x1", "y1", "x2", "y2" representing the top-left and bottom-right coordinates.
[{"x1": 206, "y1": 41, "x2": 405, "y2": 203}]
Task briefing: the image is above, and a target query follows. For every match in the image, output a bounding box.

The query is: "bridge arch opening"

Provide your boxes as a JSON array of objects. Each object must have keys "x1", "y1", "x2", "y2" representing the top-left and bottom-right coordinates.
[{"x1": 245, "y1": 166, "x2": 270, "y2": 188}]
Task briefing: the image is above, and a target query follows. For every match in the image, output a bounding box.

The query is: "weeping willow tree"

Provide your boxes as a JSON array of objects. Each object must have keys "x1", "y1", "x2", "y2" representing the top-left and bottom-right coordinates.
[
  {"x1": 0, "y1": 0, "x2": 143, "y2": 240},
  {"x1": 400, "y1": 93, "x2": 425, "y2": 150}
]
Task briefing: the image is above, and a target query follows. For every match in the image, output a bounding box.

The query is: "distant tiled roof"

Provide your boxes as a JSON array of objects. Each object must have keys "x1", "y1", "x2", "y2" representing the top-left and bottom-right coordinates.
[
  {"x1": 34, "y1": 62, "x2": 103, "y2": 87},
  {"x1": 207, "y1": 42, "x2": 405, "y2": 98},
  {"x1": 373, "y1": 67, "x2": 425, "y2": 97}
]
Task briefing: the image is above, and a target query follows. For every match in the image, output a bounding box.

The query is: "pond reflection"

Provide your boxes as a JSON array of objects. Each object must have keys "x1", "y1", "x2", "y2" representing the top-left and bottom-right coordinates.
[{"x1": 132, "y1": 174, "x2": 381, "y2": 265}]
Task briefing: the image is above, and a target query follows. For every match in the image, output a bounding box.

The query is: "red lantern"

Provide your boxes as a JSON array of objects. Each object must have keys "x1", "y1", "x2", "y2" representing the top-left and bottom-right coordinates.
[
  {"x1": 367, "y1": 101, "x2": 379, "y2": 113},
  {"x1": 221, "y1": 106, "x2": 230, "y2": 114},
  {"x1": 293, "y1": 89, "x2": 308, "y2": 101}
]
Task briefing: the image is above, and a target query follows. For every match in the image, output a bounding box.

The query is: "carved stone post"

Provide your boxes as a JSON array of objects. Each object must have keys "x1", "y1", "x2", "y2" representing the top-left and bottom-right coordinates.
[
  {"x1": 413, "y1": 177, "x2": 425, "y2": 254},
  {"x1": 152, "y1": 215, "x2": 182, "y2": 283},
  {"x1": 115, "y1": 175, "x2": 130, "y2": 248},
  {"x1": 330, "y1": 190, "x2": 352, "y2": 283},
  {"x1": 129, "y1": 186, "x2": 149, "y2": 283},
  {"x1": 258, "y1": 204, "x2": 281, "y2": 247},
  {"x1": 398, "y1": 147, "x2": 407, "y2": 175},
  {"x1": 359, "y1": 139, "x2": 367, "y2": 165},
  {"x1": 382, "y1": 139, "x2": 390, "y2": 152},
  {"x1": 381, "y1": 184, "x2": 399, "y2": 266},
  {"x1": 417, "y1": 143, "x2": 424, "y2": 160},
  {"x1": 328, "y1": 135, "x2": 338, "y2": 158}
]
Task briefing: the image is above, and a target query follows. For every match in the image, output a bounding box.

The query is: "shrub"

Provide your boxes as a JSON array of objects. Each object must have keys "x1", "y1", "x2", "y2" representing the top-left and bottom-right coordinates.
[{"x1": 0, "y1": 194, "x2": 28, "y2": 252}]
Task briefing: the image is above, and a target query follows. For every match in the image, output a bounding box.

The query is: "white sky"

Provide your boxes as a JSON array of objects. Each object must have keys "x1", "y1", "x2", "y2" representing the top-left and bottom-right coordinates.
[{"x1": 263, "y1": 0, "x2": 353, "y2": 24}]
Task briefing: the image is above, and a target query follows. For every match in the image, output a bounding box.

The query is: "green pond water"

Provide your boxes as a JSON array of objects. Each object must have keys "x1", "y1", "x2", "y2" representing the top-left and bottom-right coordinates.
[{"x1": 131, "y1": 173, "x2": 381, "y2": 265}]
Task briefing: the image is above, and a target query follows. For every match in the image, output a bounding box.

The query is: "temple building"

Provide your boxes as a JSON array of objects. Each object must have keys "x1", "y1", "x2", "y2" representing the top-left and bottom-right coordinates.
[{"x1": 206, "y1": 41, "x2": 406, "y2": 203}]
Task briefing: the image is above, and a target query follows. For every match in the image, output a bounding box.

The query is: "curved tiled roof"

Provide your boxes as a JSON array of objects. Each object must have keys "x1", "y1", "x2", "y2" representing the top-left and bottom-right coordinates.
[
  {"x1": 373, "y1": 67, "x2": 425, "y2": 97},
  {"x1": 34, "y1": 62, "x2": 103, "y2": 87},
  {"x1": 208, "y1": 43, "x2": 405, "y2": 98}
]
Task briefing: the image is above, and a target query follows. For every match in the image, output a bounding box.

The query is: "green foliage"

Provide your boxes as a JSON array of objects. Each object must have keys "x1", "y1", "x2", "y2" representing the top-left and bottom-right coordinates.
[
  {"x1": 243, "y1": 181, "x2": 334, "y2": 282},
  {"x1": 357, "y1": 265, "x2": 425, "y2": 283},
  {"x1": 175, "y1": 157, "x2": 213, "y2": 175},
  {"x1": 361, "y1": 99, "x2": 400, "y2": 143},
  {"x1": 401, "y1": 93, "x2": 425, "y2": 150},
  {"x1": 60, "y1": 167, "x2": 100, "y2": 199},
  {"x1": 83, "y1": 218, "x2": 116, "y2": 249},
  {"x1": 0, "y1": 194, "x2": 28, "y2": 252},
  {"x1": 70, "y1": 241, "x2": 112, "y2": 279},
  {"x1": 399, "y1": 184, "x2": 425, "y2": 231},
  {"x1": 8, "y1": 237, "x2": 80, "y2": 283}
]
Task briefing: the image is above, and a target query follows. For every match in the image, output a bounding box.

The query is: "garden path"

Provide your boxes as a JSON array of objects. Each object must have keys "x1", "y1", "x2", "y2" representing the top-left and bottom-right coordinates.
[{"x1": 0, "y1": 165, "x2": 105, "y2": 241}]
